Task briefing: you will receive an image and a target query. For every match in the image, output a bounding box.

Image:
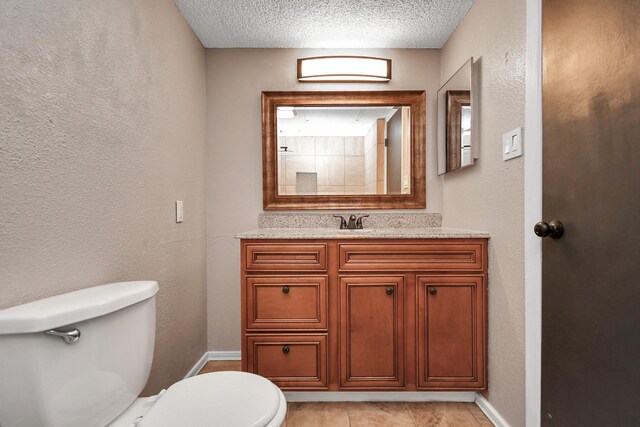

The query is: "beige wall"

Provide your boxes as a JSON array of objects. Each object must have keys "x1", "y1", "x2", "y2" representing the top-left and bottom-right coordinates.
[
  {"x1": 206, "y1": 49, "x2": 441, "y2": 350},
  {"x1": 440, "y1": 0, "x2": 526, "y2": 425},
  {"x1": 0, "y1": 0, "x2": 207, "y2": 395}
]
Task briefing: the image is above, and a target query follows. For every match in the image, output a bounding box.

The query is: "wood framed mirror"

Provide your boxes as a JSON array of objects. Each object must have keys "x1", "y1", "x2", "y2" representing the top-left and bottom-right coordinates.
[{"x1": 262, "y1": 91, "x2": 426, "y2": 210}]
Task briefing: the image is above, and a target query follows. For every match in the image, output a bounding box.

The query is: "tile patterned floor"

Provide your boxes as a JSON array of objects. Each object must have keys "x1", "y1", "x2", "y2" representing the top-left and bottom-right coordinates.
[{"x1": 199, "y1": 361, "x2": 493, "y2": 426}]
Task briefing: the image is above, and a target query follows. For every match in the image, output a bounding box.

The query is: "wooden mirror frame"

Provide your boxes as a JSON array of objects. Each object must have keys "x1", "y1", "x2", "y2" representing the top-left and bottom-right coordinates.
[{"x1": 262, "y1": 91, "x2": 426, "y2": 210}]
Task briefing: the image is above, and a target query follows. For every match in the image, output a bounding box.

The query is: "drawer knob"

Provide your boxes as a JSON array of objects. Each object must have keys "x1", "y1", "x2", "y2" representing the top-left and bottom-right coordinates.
[
  {"x1": 386, "y1": 287, "x2": 394, "y2": 295},
  {"x1": 282, "y1": 286, "x2": 289, "y2": 294},
  {"x1": 429, "y1": 287, "x2": 438, "y2": 296},
  {"x1": 282, "y1": 345, "x2": 290, "y2": 354}
]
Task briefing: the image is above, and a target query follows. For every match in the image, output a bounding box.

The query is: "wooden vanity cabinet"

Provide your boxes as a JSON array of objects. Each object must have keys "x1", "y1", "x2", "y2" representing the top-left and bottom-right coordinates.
[{"x1": 241, "y1": 238, "x2": 487, "y2": 392}]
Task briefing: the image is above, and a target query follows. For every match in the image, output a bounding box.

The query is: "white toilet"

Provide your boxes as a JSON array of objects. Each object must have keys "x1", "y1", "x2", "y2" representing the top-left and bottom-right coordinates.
[{"x1": 0, "y1": 281, "x2": 287, "y2": 427}]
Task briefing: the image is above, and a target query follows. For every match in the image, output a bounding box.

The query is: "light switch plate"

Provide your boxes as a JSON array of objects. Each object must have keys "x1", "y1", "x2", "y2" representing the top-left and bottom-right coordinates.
[
  {"x1": 503, "y1": 127, "x2": 523, "y2": 160},
  {"x1": 176, "y1": 201, "x2": 184, "y2": 223}
]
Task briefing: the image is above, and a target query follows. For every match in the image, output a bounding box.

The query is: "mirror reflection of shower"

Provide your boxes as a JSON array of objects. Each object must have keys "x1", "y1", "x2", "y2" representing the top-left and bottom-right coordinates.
[{"x1": 276, "y1": 106, "x2": 411, "y2": 196}]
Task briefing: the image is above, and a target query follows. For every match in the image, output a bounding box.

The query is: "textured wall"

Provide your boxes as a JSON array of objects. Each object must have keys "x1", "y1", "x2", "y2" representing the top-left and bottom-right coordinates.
[
  {"x1": 205, "y1": 49, "x2": 441, "y2": 350},
  {"x1": 440, "y1": 0, "x2": 526, "y2": 425},
  {"x1": 0, "y1": 0, "x2": 207, "y2": 395}
]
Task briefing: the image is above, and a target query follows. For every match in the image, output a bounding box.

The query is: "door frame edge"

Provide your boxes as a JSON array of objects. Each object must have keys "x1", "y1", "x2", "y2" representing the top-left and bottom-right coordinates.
[{"x1": 524, "y1": 0, "x2": 543, "y2": 425}]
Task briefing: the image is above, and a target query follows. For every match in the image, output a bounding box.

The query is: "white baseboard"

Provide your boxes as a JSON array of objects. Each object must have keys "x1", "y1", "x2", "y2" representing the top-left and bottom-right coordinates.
[
  {"x1": 208, "y1": 350, "x2": 241, "y2": 360},
  {"x1": 285, "y1": 391, "x2": 476, "y2": 402},
  {"x1": 183, "y1": 352, "x2": 210, "y2": 379},
  {"x1": 475, "y1": 393, "x2": 510, "y2": 427},
  {"x1": 185, "y1": 351, "x2": 242, "y2": 378}
]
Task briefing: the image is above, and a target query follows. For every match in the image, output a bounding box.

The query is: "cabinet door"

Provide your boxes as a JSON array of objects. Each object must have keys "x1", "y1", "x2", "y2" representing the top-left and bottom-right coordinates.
[
  {"x1": 417, "y1": 276, "x2": 486, "y2": 390},
  {"x1": 339, "y1": 276, "x2": 405, "y2": 389}
]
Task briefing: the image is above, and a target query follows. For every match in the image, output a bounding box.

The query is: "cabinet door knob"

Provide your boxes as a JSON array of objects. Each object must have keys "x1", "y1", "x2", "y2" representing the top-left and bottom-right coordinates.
[
  {"x1": 282, "y1": 286, "x2": 289, "y2": 294},
  {"x1": 429, "y1": 287, "x2": 437, "y2": 296},
  {"x1": 282, "y1": 345, "x2": 290, "y2": 354},
  {"x1": 386, "y1": 287, "x2": 394, "y2": 295}
]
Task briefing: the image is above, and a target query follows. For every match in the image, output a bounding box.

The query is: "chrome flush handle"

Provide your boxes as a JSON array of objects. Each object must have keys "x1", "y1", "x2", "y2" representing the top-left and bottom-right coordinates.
[{"x1": 46, "y1": 328, "x2": 81, "y2": 344}]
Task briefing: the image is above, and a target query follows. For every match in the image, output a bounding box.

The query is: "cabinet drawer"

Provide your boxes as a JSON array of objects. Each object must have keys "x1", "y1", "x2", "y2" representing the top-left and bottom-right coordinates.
[
  {"x1": 244, "y1": 243, "x2": 327, "y2": 271},
  {"x1": 246, "y1": 334, "x2": 327, "y2": 389},
  {"x1": 246, "y1": 276, "x2": 328, "y2": 330},
  {"x1": 339, "y1": 242, "x2": 485, "y2": 272}
]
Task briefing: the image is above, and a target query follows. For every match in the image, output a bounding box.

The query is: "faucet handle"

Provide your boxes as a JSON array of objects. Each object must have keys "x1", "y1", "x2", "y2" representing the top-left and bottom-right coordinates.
[
  {"x1": 356, "y1": 214, "x2": 370, "y2": 229},
  {"x1": 333, "y1": 214, "x2": 348, "y2": 229}
]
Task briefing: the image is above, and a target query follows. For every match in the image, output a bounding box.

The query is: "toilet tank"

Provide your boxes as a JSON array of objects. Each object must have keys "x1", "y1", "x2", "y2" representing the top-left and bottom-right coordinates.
[{"x1": 0, "y1": 281, "x2": 159, "y2": 427}]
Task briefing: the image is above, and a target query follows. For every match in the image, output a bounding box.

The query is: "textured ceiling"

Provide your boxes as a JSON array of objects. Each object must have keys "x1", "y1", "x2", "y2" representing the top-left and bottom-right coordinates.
[{"x1": 173, "y1": 0, "x2": 475, "y2": 48}]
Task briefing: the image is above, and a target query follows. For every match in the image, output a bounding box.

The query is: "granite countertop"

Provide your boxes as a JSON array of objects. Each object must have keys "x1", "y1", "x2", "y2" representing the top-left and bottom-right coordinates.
[{"x1": 235, "y1": 227, "x2": 490, "y2": 239}]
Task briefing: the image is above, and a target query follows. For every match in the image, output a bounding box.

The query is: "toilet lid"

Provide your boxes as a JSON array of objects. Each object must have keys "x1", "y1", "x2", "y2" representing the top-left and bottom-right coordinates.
[{"x1": 138, "y1": 371, "x2": 282, "y2": 427}]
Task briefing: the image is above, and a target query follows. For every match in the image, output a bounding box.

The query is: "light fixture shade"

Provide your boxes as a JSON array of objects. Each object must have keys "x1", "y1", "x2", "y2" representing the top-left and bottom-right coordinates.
[{"x1": 297, "y1": 56, "x2": 391, "y2": 83}]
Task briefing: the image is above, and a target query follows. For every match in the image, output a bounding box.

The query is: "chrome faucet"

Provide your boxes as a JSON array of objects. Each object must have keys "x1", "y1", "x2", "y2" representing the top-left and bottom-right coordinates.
[{"x1": 333, "y1": 214, "x2": 369, "y2": 230}]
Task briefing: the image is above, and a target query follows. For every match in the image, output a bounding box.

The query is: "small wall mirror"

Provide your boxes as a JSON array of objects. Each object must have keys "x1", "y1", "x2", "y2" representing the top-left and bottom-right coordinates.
[
  {"x1": 437, "y1": 58, "x2": 476, "y2": 175},
  {"x1": 262, "y1": 91, "x2": 426, "y2": 210}
]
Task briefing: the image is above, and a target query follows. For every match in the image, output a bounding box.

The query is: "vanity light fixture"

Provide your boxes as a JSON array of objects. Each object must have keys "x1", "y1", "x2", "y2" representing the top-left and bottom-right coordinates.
[{"x1": 297, "y1": 56, "x2": 392, "y2": 83}]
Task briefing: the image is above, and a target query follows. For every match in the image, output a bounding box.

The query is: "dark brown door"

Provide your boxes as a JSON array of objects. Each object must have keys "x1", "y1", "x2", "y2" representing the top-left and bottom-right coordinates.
[
  {"x1": 339, "y1": 276, "x2": 405, "y2": 389},
  {"x1": 541, "y1": 1, "x2": 640, "y2": 425}
]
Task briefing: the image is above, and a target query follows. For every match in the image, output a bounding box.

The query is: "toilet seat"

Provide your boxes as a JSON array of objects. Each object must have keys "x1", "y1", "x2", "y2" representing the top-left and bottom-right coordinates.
[{"x1": 137, "y1": 371, "x2": 286, "y2": 427}]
